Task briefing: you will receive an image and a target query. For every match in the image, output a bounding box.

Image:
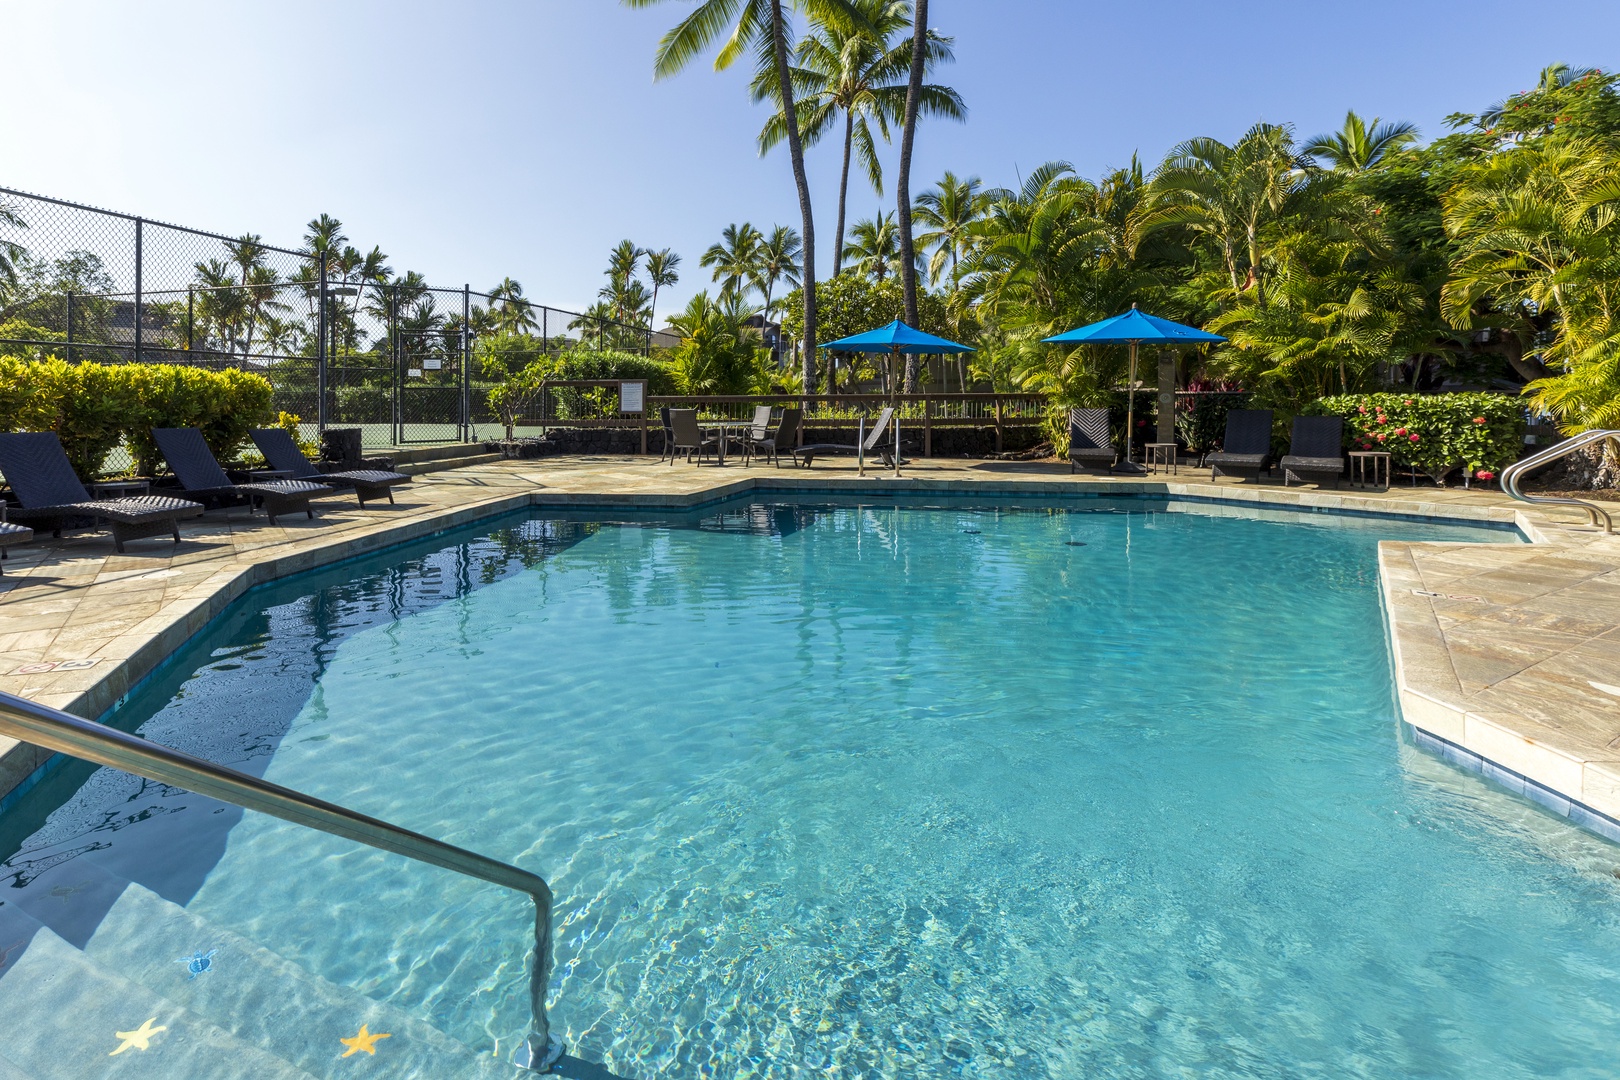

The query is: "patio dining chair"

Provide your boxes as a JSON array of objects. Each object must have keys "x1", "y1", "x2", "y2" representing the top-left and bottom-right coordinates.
[
  {"x1": 745, "y1": 408, "x2": 801, "y2": 467},
  {"x1": 667, "y1": 409, "x2": 719, "y2": 465}
]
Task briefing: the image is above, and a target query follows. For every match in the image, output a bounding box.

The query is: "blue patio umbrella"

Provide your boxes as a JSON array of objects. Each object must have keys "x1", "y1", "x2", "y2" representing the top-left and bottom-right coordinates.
[
  {"x1": 1043, "y1": 305, "x2": 1225, "y2": 472},
  {"x1": 821, "y1": 320, "x2": 975, "y2": 475}
]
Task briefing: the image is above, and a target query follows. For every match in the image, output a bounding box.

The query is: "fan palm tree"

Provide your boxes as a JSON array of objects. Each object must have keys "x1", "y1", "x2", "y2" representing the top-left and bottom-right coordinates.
[
  {"x1": 644, "y1": 248, "x2": 681, "y2": 330},
  {"x1": 752, "y1": 0, "x2": 962, "y2": 277},
  {"x1": 1302, "y1": 111, "x2": 1419, "y2": 171},
  {"x1": 751, "y1": 226, "x2": 803, "y2": 320},
  {"x1": 702, "y1": 222, "x2": 764, "y2": 300},
  {"x1": 623, "y1": 0, "x2": 863, "y2": 391},
  {"x1": 913, "y1": 171, "x2": 987, "y2": 285}
]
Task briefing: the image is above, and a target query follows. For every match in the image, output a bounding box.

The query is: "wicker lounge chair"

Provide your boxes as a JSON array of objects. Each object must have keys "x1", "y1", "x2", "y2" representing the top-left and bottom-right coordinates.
[
  {"x1": 790, "y1": 408, "x2": 897, "y2": 468},
  {"x1": 1, "y1": 505, "x2": 32, "y2": 574},
  {"x1": 667, "y1": 409, "x2": 720, "y2": 464},
  {"x1": 0, "y1": 432, "x2": 203, "y2": 553},
  {"x1": 744, "y1": 408, "x2": 801, "y2": 467},
  {"x1": 1204, "y1": 409, "x2": 1275, "y2": 482},
  {"x1": 152, "y1": 427, "x2": 329, "y2": 524},
  {"x1": 250, "y1": 428, "x2": 410, "y2": 508},
  {"x1": 1279, "y1": 416, "x2": 1346, "y2": 488},
  {"x1": 1068, "y1": 408, "x2": 1117, "y2": 473}
]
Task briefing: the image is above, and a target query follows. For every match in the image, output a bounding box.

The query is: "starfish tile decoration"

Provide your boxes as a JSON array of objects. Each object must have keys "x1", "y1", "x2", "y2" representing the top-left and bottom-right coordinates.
[
  {"x1": 110, "y1": 1017, "x2": 167, "y2": 1056},
  {"x1": 339, "y1": 1024, "x2": 391, "y2": 1058}
]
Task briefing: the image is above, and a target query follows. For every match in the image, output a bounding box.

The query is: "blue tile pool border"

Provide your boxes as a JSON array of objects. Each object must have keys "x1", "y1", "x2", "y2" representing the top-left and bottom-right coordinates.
[{"x1": 1406, "y1": 723, "x2": 1620, "y2": 844}]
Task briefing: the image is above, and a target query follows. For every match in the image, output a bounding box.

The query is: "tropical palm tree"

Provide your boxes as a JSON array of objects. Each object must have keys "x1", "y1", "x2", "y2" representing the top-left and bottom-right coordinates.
[
  {"x1": 701, "y1": 222, "x2": 764, "y2": 300},
  {"x1": 487, "y1": 277, "x2": 539, "y2": 335},
  {"x1": 1140, "y1": 123, "x2": 1311, "y2": 306},
  {"x1": 644, "y1": 248, "x2": 681, "y2": 330},
  {"x1": 0, "y1": 199, "x2": 27, "y2": 289},
  {"x1": 913, "y1": 171, "x2": 987, "y2": 285},
  {"x1": 843, "y1": 210, "x2": 915, "y2": 282},
  {"x1": 895, "y1": 0, "x2": 929, "y2": 346},
  {"x1": 1302, "y1": 111, "x2": 1419, "y2": 171},
  {"x1": 751, "y1": 225, "x2": 803, "y2": 320},
  {"x1": 623, "y1": 0, "x2": 861, "y2": 391},
  {"x1": 752, "y1": 0, "x2": 962, "y2": 277}
]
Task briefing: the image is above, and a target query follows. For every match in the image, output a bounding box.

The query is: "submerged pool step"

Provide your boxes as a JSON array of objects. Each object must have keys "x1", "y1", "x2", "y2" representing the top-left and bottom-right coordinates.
[
  {"x1": 0, "y1": 925, "x2": 316, "y2": 1080},
  {"x1": 83, "y1": 883, "x2": 524, "y2": 1080}
]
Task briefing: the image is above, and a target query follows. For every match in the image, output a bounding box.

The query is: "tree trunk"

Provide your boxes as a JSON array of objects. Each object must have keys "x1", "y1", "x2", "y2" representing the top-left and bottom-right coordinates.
[
  {"x1": 834, "y1": 112, "x2": 854, "y2": 279},
  {"x1": 769, "y1": 0, "x2": 818, "y2": 393},
  {"x1": 896, "y1": 0, "x2": 927, "y2": 392}
]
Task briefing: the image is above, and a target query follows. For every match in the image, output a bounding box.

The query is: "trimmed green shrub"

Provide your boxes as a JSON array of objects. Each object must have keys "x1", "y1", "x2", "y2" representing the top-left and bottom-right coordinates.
[
  {"x1": 1307, "y1": 392, "x2": 1526, "y2": 482},
  {"x1": 0, "y1": 356, "x2": 274, "y2": 478}
]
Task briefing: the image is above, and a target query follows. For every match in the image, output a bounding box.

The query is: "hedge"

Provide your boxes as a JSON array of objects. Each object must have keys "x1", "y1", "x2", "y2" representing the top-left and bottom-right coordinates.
[
  {"x1": 0, "y1": 356, "x2": 274, "y2": 478},
  {"x1": 1306, "y1": 392, "x2": 1526, "y2": 481}
]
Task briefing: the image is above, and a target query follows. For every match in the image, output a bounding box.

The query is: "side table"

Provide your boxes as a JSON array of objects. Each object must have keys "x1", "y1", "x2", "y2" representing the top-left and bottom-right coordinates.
[
  {"x1": 91, "y1": 479, "x2": 150, "y2": 500},
  {"x1": 1348, "y1": 451, "x2": 1391, "y2": 489},
  {"x1": 0, "y1": 507, "x2": 32, "y2": 576},
  {"x1": 1144, "y1": 443, "x2": 1178, "y2": 475}
]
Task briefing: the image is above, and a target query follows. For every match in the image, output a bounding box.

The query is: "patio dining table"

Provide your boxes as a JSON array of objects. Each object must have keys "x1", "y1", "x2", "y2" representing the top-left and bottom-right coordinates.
[{"x1": 699, "y1": 419, "x2": 762, "y2": 465}]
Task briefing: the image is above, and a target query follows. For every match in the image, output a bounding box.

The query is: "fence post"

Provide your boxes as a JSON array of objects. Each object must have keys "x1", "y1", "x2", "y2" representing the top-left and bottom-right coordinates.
[
  {"x1": 65, "y1": 291, "x2": 73, "y2": 363},
  {"x1": 317, "y1": 252, "x2": 329, "y2": 431},
  {"x1": 542, "y1": 307, "x2": 548, "y2": 353},
  {"x1": 132, "y1": 218, "x2": 143, "y2": 365},
  {"x1": 390, "y1": 287, "x2": 401, "y2": 447},
  {"x1": 924, "y1": 396, "x2": 932, "y2": 458},
  {"x1": 186, "y1": 287, "x2": 194, "y2": 352},
  {"x1": 461, "y1": 283, "x2": 471, "y2": 442}
]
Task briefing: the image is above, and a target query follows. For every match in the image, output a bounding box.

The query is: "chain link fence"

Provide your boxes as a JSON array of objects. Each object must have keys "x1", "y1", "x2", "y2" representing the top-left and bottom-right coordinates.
[{"x1": 0, "y1": 186, "x2": 653, "y2": 454}]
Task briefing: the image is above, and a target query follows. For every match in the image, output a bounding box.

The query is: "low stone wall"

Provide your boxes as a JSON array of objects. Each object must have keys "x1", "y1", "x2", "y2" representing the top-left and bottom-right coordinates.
[{"x1": 488, "y1": 424, "x2": 1046, "y2": 460}]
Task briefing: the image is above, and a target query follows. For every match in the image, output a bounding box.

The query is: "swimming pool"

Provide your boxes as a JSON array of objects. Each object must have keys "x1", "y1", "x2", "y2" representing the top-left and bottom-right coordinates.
[{"x1": 6, "y1": 496, "x2": 1618, "y2": 1078}]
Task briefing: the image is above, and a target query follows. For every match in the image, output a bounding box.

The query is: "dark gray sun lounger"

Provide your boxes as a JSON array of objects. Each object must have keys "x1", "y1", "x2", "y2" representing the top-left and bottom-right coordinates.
[
  {"x1": 791, "y1": 407, "x2": 898, "y2": 467},
  {"x1": 1068, "y1": 408, "x2": 1116, "y2": 472},
  {"x1": 0, "y1": 431, "x2": 203, "y2": 553},
  {"x1": 1279, "y1": 415, "x2": 1345, "y2": 488},
  {"x1": 250, "y1": 428, "x2": 410, "y2": 508},
  {"x1": 1204, "y1": 409, "x2": 1275, "y2": 482},
  {"x1": 152, "y1": 427, "x2": 329, "y2": 525}
]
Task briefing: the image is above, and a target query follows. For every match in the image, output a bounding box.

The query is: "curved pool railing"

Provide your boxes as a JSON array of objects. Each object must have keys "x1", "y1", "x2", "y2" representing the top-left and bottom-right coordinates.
[
  {"x1": 1501, "y1": 429, "x2": 1618, "y2": 535},
  {"x1": 0, "y1": 689, "x2": 563, "y2": 1071}
]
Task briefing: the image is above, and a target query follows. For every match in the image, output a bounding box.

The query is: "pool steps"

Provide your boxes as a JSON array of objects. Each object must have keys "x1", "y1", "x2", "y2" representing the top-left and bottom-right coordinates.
[{"x1": 0, "y1": 867, "x2": 527, "y2": 1079}]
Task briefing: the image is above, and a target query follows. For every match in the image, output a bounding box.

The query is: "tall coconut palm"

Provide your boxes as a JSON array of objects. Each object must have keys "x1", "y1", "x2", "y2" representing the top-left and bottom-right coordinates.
[
  {"x1": 752, "y1": 0, "x2": 962, "y2": 278},
  {"x1": 843, "y1": 211, "x2": 912, "y2": 282},
  {"x1": 623, "y1": 0, "x2": 862, "y2": 392},
  {"x1": 1302, "y1": 111, "x2": 1419, "y2": 171},
  {"x1": 644, "y1": 248, "x2": 681, "y2": 330},
  {"x1": 751, "y1": 225, "x2": 803, "y2": 321},
  {"x1": 895, "y1": 0, "x2": 928, "y2": 366},
  {"x1": 0, "y1": 199, "x2": 27, "y2": 289},
  {"x1": 488, "y1": 277, "x2": 539, "y2": 336},
  {"x1": 702, "y1": 222, "x2": 764, "y2": 300},
  {"x1": 913, "y1": 171, "x2": 987, "y2": 285}
]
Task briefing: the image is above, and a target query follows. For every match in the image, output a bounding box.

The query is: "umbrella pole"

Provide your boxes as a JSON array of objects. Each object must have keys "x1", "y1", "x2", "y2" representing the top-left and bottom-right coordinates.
[
  {"x1": 1113, "y1": 341, "x2": 1147, "y2": 475},
  {"x1": 892, "y1": 345, "x2": 902, "y2": 478}
]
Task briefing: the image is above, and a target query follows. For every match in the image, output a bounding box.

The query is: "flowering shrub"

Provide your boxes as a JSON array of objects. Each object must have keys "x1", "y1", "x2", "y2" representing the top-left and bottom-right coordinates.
[{"x1": 1307, "y1": 393, "x2": 1525, "y2": 480}]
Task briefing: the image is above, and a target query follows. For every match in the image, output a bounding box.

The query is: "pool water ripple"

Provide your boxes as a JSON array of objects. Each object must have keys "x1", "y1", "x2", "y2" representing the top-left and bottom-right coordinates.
[{"x1": 6, "y1": 499, "x2": 1620, "y2": 1079}]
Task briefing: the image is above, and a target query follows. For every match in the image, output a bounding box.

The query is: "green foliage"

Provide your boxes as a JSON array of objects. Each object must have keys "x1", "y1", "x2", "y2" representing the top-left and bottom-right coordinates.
[
  {"x1": 0, "y1": 356, "x2": 273, "y2": 477},
  {"x1": 544, "y1": 348, "x2": 678, "y2": 392},
  {"x1": 1307, "y1": 392, "x2": 1525, "y2": 478},
  {"x1": 0, "y1": 319, "x2": 66, "y2": 361}
]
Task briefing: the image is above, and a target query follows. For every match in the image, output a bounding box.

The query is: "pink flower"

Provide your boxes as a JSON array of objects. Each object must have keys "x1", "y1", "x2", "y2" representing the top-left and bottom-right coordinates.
[
  {"x1": 1409, "y1": 434, "x2": 1421, "y2": 443},
  {"x1": 1358, "y1": 405, "x2": 1367, "y2": 414},
  {"x1": 1402, "y1": 399, "x2": 1413, "y2": 406},
  {"x1": 1473, "y1": 416, "x2": 1485, "y2": 424},
  {"x1": 1476, "y1": 470, "x2": 1495, "y2": 480},
  {"x1": 1376, "y1": 433, "x2": 1387, "y2": 442},
  {"x1": 1394, "y1": 427, "x2": 1407, "y2": 436}
]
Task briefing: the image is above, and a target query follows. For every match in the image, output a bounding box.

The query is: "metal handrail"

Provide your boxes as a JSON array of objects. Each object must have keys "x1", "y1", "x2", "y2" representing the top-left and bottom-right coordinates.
[
  {"x1": 1500, "y1": 429, "x2": 1619, "y2": 534},
  {"x1": 0, "y1": 690, "x2": 563, "y2": 1071}
]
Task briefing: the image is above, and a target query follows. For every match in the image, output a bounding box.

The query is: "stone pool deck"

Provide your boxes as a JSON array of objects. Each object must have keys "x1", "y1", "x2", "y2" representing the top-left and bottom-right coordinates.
[{"x1": 1, "y1": 454, "x2": 1618, "y2": 834}]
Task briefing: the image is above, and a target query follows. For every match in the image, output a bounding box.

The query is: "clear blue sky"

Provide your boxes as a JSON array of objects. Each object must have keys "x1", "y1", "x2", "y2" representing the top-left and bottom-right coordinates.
[{"x1": 3, "y1": 0, "x2": 1617, "y2": 321}]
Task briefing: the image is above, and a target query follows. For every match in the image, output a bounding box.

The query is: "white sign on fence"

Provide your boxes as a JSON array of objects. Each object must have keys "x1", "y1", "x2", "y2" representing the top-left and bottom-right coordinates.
[{"x1": 621, "y1": 380, "x2": 646, "y2": 414}]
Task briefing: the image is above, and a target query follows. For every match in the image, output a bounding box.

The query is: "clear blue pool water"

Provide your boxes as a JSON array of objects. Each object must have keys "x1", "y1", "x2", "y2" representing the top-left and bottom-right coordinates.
[{"x1": 7, "y1": 496, "x2": 1620, "y2": 1079}]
